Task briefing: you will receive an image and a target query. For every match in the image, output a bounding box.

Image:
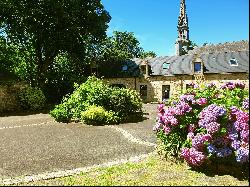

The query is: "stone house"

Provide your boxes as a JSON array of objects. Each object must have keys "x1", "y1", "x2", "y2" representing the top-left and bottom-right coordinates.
[
  {"x1": 103, "y1": 47, "x2": 249, "y2": 103},
  {"x1": 99, "y1": 0, "x2": 249, "y2": 103}
]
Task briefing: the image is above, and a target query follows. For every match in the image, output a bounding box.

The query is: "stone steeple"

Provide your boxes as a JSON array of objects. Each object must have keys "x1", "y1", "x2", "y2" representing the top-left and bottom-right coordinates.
[{"x1": 175, "y1": 0, "x2": 190, "y2": 56}]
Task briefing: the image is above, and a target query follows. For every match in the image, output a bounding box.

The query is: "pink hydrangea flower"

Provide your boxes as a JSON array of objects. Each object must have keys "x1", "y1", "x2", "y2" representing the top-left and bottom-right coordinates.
[
  {"x1": 181, "y1": 147, "x2": 207, "y2": 167},
  {"x1": 196, "y1": 98, "x2": 207, "y2": 105}
]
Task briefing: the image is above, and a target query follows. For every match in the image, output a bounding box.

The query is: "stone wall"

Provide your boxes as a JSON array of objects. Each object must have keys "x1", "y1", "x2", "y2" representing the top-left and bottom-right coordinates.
[
  {"x1": 0, "y1": 82, "x2": 27, "y2": 113},
  {"x1": 104, "y1": 72, "x2": 249, "y2": 103}
]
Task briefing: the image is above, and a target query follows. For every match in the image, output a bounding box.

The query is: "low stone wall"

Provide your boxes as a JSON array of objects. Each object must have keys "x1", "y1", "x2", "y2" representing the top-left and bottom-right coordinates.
[{"x1": 0, "y1": 82, "x2": 27, "y2": 113}]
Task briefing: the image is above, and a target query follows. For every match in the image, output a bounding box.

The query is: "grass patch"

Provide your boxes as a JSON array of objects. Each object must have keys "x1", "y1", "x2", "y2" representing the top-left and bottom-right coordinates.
[{"x1": 10, "y1": 152, "x2": 249, "y2": 186}]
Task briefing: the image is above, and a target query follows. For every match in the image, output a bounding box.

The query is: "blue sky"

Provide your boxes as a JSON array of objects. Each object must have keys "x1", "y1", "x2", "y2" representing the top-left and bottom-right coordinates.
[{"x1": 101, "y1": 0, "x2": 249, "y2": 56}]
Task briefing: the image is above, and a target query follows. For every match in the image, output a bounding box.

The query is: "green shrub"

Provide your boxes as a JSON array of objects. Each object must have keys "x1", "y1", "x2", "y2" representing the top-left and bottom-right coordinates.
[
  {"x1": 49, "y1": 103, "x2": 72, "y2": 123},
  {"x1": 18, "y1": 86, "x2": 46, "y2": 111},
  {"x1": 80, "y1": 105, "x2": 120, "y2": 125},
  {"x1": 50, "y1": 76, "x2": 143, "y2": 124},
  {"x1": 107, "y1": 88, "x2": 143, "y2": 119}
]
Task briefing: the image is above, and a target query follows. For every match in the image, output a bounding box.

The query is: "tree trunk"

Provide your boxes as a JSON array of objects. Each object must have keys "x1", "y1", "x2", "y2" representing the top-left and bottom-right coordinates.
[{"x1": 35, "y1": 50, "x2": 56, "y2": 88}]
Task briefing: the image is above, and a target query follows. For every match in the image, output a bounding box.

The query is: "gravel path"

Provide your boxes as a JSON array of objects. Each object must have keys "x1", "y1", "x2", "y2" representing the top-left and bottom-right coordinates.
[{"x1": 0, "y1": 104, "x2": 158, "y2": 184}]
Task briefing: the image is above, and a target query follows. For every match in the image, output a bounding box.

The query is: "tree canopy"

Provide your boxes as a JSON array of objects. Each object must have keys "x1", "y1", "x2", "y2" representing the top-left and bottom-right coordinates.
[
  {"x1": 99, "y1": 31, "x2": 156, "y2": 62},
  {"x1": 101, "y1": 31, "x2": 143, "y2": 61},
  {"x1": 0, "y1": 1, "x2": 157, "y2": 102},
  {"x1": 94, "y1": 31, "x2": 156, "y2": 78},
  {"x1": 0, "y1": 0, "x2": 111, "y2": 85}
]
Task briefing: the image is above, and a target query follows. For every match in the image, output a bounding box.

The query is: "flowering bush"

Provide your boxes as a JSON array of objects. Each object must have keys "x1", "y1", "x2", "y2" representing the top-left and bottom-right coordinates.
[{"x1": 154, "y1": 81, "x2": 249, "y2": 168}]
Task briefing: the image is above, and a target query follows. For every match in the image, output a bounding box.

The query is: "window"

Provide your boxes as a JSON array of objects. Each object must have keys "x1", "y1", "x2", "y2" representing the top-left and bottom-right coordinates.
[
  {"x1": 140, "y1": 85, "x2": 147, "y2": 99},
  {"x1": 194, "y1": 62, "x2": 201, "y2": 73},
  {"x1": 229, "y1": 58, "x2": 238, "y2": 66},
  {"x1": 162, "y1": 85, "x2": 170, "y2": 101},
  {"x1": 186, "y1": 84, "x2": 193, "y2": 90},
  {"x1": 122, "y1": 65, "x2": 128, "y2": 71},
  {"x1": 140, "y1": 65, "x2": 146, "y2": 74},
  {"x1": 163, "y1": 63, "x2": 170, "y2": 69},
  {"x1": 111, "y1": 84, "x2": 126, "y2": 89}
]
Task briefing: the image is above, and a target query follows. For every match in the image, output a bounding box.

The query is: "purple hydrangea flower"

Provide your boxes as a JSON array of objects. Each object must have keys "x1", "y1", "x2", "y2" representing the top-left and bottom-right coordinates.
[
  {"x1": 207, "y1": 144, "x2": 217, "y2": 154},
  {"x1": 192, "y1": 134, "x2": 212, "y2": 150},
  {"x1": 174, "y1": 101, "x2": 192, "y2": 116},
  {"x1": 230, "y1": 106, "x2": 240, "y2": 116},
  {"x1": 228, "y1": 132, "x2": 238, "y2": 141},
  {"x1": 163, "y1": 115, "x2": 178, "y2": 126},
  {"x1": 196, "y1": 98, "x2": 208, "y2": 106},
  {"x1": 235, "y1": 82, "x2": 245, "y2": 89},
  {"x1": 231, "y1": 140, "x2": 241, "y2": 150},
  {"x1": 240, "y1": 130, "x2": 249, "y2": 142},
  {"x1": 188, "y1": 124, "x2": 196, "y2": 132},
  {"x1": 157, "y1": 104, "x2": 165, "y2": 113},
  {"x1": 206, "y1": 82, "x2": 216, "y2": 88},
  {"x1": 236, "y1": 147, "x2": 249, "y2": 163},
  {"x1": 192, "y1": 134, "x2": 205, "y2": 150},
  {"x1": 187, "y1": 132, "x2": 195, "y2": 140},
  {"x1": 163, "y1": 125, "x2": 171, "y2": 135},
  {"x1": 242, "y1": 98, "x2": 249, "y2": 110},
  {"x1": 153, "y1": 122, "x2": 163, "y2": 131},
  {"x1": 216, "y1": 148, "x2": 233, "y2": 158},
  {"x1": 206, "y1": 122, "x2": 220, "y2": 134},
  {"x1": 181, "y1": 147, "x2": 207, "y2": 167},
  {"x1": 202, "y1": 134, "x2": 212, "y2": 142}
]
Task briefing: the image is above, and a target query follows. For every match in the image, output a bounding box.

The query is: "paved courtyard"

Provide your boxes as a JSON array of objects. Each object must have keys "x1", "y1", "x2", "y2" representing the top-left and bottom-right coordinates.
[{"x1": 0, "y1": 104, "x2": 158, "y2": 182}]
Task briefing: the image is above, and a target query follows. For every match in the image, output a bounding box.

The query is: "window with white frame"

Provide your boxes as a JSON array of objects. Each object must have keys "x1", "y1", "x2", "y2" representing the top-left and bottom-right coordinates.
[
  {"x1": 194, "y1": 62, "x2": 202, "y2": 73},
  {"x1": 229, "y1": 58, "x2": 238, "y2": 66},
  {"x1": 163, "y1": 63, "x2": 170, "y2": 70}
]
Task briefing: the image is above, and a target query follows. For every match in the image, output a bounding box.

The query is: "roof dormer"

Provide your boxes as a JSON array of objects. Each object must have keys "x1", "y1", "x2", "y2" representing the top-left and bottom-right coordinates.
[
  {"x1": 140, "y1": 60, "x2": 151, "y2": 77},
  {"x1": 192, "y1": 56, "x2": 204, "y2": 74}
]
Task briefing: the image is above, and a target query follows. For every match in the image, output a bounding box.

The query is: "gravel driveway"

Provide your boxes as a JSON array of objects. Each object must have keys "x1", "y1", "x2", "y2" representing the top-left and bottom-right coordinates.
[{"x1": 0, "y1": 104, "x2": 158, "y2": 182}]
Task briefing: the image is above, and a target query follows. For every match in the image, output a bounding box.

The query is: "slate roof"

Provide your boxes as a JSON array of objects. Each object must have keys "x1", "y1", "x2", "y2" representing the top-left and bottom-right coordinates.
[
  {"x1": 199, "y1": 51, "x2": 249, "y2": 74},
  {"x1": 188, "y1": 40, "x2": 249, "y2": 55},
  {"x1": 130, "y1": 50, "x2": 249, "y2": 76}
]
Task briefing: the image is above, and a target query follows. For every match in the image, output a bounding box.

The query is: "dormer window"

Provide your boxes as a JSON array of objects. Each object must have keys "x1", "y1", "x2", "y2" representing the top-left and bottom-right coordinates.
[
  {"x1": 229, "y1": 58, "x2": 238, "y2": 66},
  {"x1": 140, "y1": 61, "x2": 151, "y2": 76},
  {"x1": 141, "y1": 65, "x2": 146, "y2": 74},
  {"x1": 194, "y1": 62, "x2": 201, "y2": 73},
  {"x1": 122, "y1": 65, "x2": 128, "y2": 71},
  {"x1": 163, "y1": 63, "x2": 170, "y2": 70}
]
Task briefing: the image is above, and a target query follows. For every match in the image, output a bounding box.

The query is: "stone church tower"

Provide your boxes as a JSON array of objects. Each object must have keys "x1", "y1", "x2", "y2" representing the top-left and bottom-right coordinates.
[{"x1": 175, "y1": 0, "x2": 190, "y2": 56}]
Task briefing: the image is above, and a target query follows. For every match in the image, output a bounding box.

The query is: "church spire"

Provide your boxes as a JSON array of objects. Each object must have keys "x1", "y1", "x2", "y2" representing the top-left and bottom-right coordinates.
[{"x1": 175, "y1": 0, "x2": 190, "y2": 56}]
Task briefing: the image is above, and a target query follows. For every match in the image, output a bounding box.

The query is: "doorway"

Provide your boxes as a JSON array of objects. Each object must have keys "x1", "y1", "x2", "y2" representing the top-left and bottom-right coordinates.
[{"x1": 162, "y1": 85, "x2": 170, "y2": 101}]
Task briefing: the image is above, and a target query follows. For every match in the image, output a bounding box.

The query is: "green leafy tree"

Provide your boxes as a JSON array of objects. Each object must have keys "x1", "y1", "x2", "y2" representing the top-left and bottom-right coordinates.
[
  {"x1": 96, "y1": 31, "x2": 156, "y2": 77},
  {"x1": 140, "y1": 51, "x2": 157, "y2": 59},
  {"x1": 0, "y1": 0, "x2": 111, "y2": 85},
  {"x1": 187, "y1": 40, "x2": 198, "y2": 51},
  {"x1": 101, "y1": 31, "x2": 144, "y2": 62},
  {"x1": 0, "y1": 37, "x2": 37, "y2": 83}
]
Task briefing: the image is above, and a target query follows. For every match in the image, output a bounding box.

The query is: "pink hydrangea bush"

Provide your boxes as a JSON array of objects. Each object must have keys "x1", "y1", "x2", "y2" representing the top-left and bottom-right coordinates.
[{"x1": 154, "y1": 81, "x2": 249, "y2": 168}]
